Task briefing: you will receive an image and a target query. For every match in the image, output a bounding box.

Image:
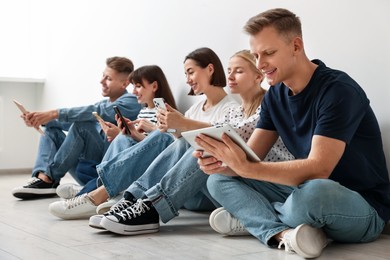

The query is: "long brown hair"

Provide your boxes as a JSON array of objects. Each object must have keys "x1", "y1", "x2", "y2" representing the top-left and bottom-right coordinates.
[{"x1": 129, "y1": 65, "x2": 177, "y2": 109}]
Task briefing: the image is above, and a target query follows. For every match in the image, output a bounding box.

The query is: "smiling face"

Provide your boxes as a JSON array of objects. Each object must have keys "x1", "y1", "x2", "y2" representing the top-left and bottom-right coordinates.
[
  {"x1": 249, "y1": 26, "x2": 297, "y2": 87},
  {"x1": 227, "y1": 56, "x2": 262, "y2": 95},
  {"x1": 132, "y1": 78, "x2": 157, "y2": 107},
  {"x1": 100, "y1": 67, "x2": 129, "y2": 101},
  {"x1": 184, "y1": 59, "x2": 213, "y2": 95}
]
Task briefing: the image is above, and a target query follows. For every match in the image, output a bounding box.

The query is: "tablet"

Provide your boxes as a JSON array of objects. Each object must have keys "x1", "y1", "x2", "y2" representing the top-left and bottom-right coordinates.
[
  {"x1": 13, "y1": 99, "x2": 45, "y2": 135},
  {"x1": 181, "y1": 124, "x2": 260, "y2": 162}
]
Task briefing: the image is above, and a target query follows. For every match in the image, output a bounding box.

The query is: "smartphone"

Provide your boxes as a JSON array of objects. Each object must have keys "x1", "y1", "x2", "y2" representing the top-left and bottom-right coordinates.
[
  {"x1": 153, "y1": 98, "x2": 167, "y2": 110},
  {"x1": 92, "y1": 112, "x2": 105, "y2": 124},
  {"x1": 113, "y1": 106, "x2": 131, "y2": 135},
  {"x1": 152, "y1": 98, "x2": 176, "y2": 133}
]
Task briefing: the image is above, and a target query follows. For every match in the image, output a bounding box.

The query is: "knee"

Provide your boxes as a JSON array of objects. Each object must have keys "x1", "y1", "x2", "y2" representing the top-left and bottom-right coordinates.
[
  {"x1": 206, "y1": 174, "x2": 231, "y2": 198},
  {"x1": 295, "y1": 179, "x2": 341, "y2": 206},
  {"x1": 70, "y1": 121, "x2": 96, "y2": 133}
]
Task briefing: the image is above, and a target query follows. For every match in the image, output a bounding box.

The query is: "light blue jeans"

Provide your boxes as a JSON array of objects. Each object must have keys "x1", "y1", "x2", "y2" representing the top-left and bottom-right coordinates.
[
  {"x1": 126, "y1": 137, "x2": 216, "y2": 223},
  {"x1": 33, "y1": 120, "x2": 106, "y2": 184},
  {"x1": 97, "y1": 130, "x2": 175, "y2": 197},
  {"x1": 207, "y1": 175, "x2": 385, "y2": 246}
]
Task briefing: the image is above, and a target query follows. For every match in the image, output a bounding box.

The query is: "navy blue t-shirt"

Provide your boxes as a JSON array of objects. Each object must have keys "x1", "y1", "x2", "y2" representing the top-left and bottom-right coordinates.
[{"x1": 257, "y1": 60, "x2": 390, "y2": 221}]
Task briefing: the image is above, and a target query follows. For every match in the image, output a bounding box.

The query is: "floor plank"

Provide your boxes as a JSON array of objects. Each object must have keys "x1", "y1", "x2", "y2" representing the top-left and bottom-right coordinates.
[{"x1": 1, "y1": 171, "x2": 389, "y2": 260}]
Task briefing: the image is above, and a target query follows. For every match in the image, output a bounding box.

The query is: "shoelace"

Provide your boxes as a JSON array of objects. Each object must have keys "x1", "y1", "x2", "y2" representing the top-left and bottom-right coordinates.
[
  {"x1": 117, "y1": 199, "x2": 150, "y2": 221},
  {"x1": 65, "y1": 194, "x2": 89, "y2": 209},
  {"x1": 278, "y1": 231, "x2": 295, "y2": 254},
  {"x1": 26, "y1": 177, "x2": 41, "y2": 185},
  {"x1": 230, "y1": 217, "x2": 246, "y2": 233},
  {"x1": 105, "y1": 200, "x2": 133, "y2": 216}
]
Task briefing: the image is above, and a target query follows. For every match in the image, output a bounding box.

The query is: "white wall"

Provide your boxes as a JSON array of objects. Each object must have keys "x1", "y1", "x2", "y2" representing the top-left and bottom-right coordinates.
[{"x1": 1, "y1": 0, "x2": 389, "y2": 169}]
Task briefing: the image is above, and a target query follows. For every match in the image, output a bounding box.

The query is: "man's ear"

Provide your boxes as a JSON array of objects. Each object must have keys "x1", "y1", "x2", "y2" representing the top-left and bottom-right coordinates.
[{"x1": 293, "y1": 36, "x2": 304, "y2": 53}]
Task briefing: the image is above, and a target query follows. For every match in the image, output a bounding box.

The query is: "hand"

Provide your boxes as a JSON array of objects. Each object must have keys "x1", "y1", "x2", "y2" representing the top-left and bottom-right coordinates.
[
  {"x1": 134, "y1": 119, "x2": 157, "y2": 133},
  {"x1": 195, "y1": 133, "x2": 248, "y2": 175},
  {"x1": 26, "y1": 110, "x2": 58, "y2": 128},
  {"x1": 100, "y1": 121, "x2": 121, "y2": 142},
  {"x1": 157, "y1": 104, "x2": 183, "y2": 132},
  {"x1": 192, "y1": 150, "x2": 227, "y2": 175},
  {"x1": 115, "y1": 115, "x2": 146, "y2": 141}
]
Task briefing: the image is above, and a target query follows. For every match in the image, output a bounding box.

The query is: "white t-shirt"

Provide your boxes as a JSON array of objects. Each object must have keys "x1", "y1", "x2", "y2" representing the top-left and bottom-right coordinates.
[{"x1": 184, "y1": 95, "x2": 238, "y2": 124}]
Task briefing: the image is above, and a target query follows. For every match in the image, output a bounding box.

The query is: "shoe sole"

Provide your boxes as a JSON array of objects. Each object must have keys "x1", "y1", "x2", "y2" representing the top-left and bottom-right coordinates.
[
  {"x1": 100, "y1": 217, "x2": 159, "y2": 235},
  {"x1": 13, "y1": 191, "x2": 57, "y2": 199},
  {"x1": 290, "y1": 224, "x2": 328, "y2": 258}
]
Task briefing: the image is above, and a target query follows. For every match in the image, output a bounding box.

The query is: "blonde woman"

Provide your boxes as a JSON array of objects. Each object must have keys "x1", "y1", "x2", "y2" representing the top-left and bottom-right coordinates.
[{"x1": 95, "y1": 50, "x2": 294, "y2": 235}]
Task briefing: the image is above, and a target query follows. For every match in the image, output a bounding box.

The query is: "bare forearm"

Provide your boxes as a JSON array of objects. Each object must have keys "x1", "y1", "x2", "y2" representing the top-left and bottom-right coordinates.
[{"x1": 233, "y1": 159, "x2": 330, "y2": 186}]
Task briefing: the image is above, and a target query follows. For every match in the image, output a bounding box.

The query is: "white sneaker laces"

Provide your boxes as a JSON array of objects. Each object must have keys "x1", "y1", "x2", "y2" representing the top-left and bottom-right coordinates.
[
  {"x1": 65, "y1": 194, "x2": 89, "y2": 209},
  {"x1": 278, "y1": 230, "x2": 295, "y2": 254},
  {"x1": 107, "y1": 200, "x2": 132, "y2": 215},
  {"x1": 26, "y1": 177, "x2": 41, "y2": 185},
  {"x1": 230, "y1": 217, "x2": 246, "y2": 233},
  {"x1": 117, "y1": 199, "x2": 150, "y2": 221}
]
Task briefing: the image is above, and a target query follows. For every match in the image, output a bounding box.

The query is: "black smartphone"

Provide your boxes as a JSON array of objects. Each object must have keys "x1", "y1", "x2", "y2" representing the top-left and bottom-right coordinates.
[{"x1": 113, "y1": 106, "x2": 131, "y2": 135}]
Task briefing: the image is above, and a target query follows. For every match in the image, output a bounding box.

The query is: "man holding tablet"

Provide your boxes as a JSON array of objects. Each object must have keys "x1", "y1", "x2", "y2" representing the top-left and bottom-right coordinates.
[
  {"x1": 12, "y1": 56, "x2": 141, "y2": 199},
  {"x1": 195, "y1": 8, "x2": 390, "y2": 259}
]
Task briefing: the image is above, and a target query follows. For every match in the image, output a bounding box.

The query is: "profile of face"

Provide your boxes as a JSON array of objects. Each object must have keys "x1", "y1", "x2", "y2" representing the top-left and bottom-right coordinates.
[
  {"x1": 184, "y1": 59, "x2": 214, "y2": 95},
  {"x1": 227, "y1": 56, "x2": 262, "y2": 95},
  {"x1": 250, "y1": 26, "x2": 296, "y2": 86},
  {"x1": 100, "y1": 67, "x2": 128, "y2": 100},
  {"x1": 132, "y1": 78, "x2": 157, "y2": 107}
]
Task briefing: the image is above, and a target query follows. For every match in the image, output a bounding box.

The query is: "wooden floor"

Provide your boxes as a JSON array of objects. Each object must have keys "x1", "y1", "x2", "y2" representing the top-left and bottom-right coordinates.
[{"x1": 1, "y1": 170, "x2": 390, "y2": 260}]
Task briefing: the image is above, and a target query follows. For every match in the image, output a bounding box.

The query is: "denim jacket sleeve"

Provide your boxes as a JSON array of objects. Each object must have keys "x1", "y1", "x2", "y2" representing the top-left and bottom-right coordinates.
[{"x1": 57, "y1": 91, "x2": 141, "y2": 124}]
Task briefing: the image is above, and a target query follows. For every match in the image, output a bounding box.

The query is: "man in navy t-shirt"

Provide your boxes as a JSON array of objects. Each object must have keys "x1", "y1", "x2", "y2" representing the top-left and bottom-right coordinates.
[{"x1": 194, "y1": 8, "x2": 390, "y2": 259}]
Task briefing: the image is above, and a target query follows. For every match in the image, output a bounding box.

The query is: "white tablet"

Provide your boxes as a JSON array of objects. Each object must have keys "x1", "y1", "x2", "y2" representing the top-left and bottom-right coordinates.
[
  {"x1": 13, "y1": 99, "x2": 45, "y2": 135},
  {"x1": 181, "y1": 124, "x2": 260, "y2": 162}
]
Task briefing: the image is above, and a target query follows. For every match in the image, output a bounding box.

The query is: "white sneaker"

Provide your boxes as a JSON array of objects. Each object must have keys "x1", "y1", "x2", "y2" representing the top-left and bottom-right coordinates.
[
  {"x1": 96, "y1": 193, "x2": 123, "y2": 214},
  {"x1": 278, "y1": 224, "x2": 328, "y2": 258},
  {"x1": 49, "y1": 194, "x2": 97, "y2": 220},
  {"x1": 89, "y1": 199, "x2": 134, "y2": 229},
  {"x1": 56, "y1": 183, "x2": 83, "y2": 199},
  {"x1": 209, "y1": 207, "x2": 250, "y2": 236}
]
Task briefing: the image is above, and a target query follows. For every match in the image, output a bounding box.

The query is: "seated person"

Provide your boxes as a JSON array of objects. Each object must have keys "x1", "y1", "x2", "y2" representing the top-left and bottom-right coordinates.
[{"x1": 12, "y1": 56, "x2": 141, "y2": 199}]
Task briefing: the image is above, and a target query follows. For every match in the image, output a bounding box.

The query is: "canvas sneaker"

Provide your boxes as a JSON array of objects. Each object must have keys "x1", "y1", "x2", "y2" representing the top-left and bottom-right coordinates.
[
  {"x1": 89, "y1": 198, "x2": 134, "y2": 229},
  {"x1": 12, "y1": 177, "x2": 59, "y2": 199},
  {"x1": 56, "y1": 183, "x2": 83, "y2": 199},
  {"x1": 209, "y1": 207, "x2": 250, "y2": 236},
  {"x1": 100, "y1": 199, "x2": 159, "y2": 235},
  {"x1": 278, "y1": 224, "x2": 328, "y2": 258},
  {"x1": 49, "y1": 193, "x2": 97, "y2": 220},
  {"x1": 96, "y1": 193, "x2": 124, "y2": 215}
]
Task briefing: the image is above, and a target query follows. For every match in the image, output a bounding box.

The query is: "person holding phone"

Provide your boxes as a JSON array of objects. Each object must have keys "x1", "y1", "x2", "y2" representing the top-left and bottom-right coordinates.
[
  {"x1": 91, "y1": 50, "x2": 294, "y2": 236},
  {"x1": 12, "y1": 56, "x2": 141, "y2": 200},
  {"x1": 48, "y1": 47, "x2": 238, "y2": 220},
  {"x1": 49, "y1": 65, "x2": 178, "y2": 218},
  {"x1": 195, "y1": 8, "x2": 390, "y2": 259}
]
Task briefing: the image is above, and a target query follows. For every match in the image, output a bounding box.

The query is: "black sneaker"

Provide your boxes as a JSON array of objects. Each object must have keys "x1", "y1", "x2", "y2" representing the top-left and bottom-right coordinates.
[
  {"x1": 89, "y1": 199, "x2": 135, "y2": 229},
  {"x1": 12, "y1": 177, "x2": 59, "y2": 199},
  {"x1": 100, "y1": 199, "x2": 159, "y2": 235}
]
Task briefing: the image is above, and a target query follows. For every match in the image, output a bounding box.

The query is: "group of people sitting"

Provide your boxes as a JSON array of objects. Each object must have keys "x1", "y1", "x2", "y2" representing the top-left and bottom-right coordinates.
[{"x1": 11, "y1": 8, "x2": 390, "y2": 259}]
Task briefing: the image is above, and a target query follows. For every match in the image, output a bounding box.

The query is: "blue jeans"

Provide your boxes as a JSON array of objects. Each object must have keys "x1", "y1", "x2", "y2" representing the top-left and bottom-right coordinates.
[
  {"x1": 126, "y1": 138, "x2": 216, "y2": 223},
  {"x1": 33, "y1": 120, "x2": 106, "y2": 184},
  {"x1": 207, "y1": 175, "x2": 385, "y2": 246},
  {"x1": 97, "y1": 130, "x2": 175, "y2": 198}
]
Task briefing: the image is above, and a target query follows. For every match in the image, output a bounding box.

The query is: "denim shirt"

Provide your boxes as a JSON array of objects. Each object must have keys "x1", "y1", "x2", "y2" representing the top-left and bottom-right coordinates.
[{"x1": 57, "y1": 91, "x2": 141, "y2": 124}]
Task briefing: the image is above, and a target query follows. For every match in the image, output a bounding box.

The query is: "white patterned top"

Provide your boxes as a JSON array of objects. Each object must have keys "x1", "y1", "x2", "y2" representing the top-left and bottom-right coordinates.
[{"x1": 216, "y1": 105, "x2": 295, "y2": 162}]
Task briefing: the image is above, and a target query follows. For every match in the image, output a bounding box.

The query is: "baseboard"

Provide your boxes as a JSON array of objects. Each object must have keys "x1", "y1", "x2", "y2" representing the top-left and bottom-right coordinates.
[{"x1": 0, "y1": 168, "x2": 32, "y2": 175}]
